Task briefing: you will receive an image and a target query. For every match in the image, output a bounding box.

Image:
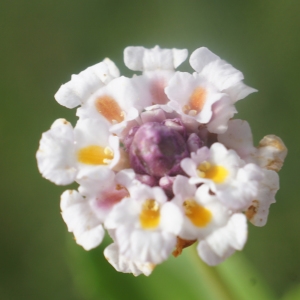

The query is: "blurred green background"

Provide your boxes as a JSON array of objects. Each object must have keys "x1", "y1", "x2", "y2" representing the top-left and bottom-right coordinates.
[{"x1": 1, "y1": 0, "x2": 299, "y2": 299}]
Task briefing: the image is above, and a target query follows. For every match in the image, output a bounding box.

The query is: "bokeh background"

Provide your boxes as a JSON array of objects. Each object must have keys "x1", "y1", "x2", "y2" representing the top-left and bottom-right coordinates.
[{"x1": 1, "y1": 0, "x2": 299, "y2": 299}]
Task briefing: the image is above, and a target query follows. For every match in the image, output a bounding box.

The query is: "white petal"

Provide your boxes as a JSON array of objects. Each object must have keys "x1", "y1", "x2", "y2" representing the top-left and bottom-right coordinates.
[
  {"x1": 55, "y1": 59, "x2": 119, "y2": 109},
  {"x1": 190, "y1": 47, "x2": 245, "y2": 92},
  {"x1": 226, "y1": 213, "x2": 248, "y2": 250},
  {"x1": 190, "y1": 47, "x2": 220, "y2": 73},
  {"x1": 60, "y1": 190, "x2": 105, "y2": 250},
  {"x1": 206, "y1": 97, "x2": 237, "y2": 134},
  {"x1": 217, "y1": 119, "x2": 256, "y2": 160},
  {"x1": 180, "y1": 157, "x2": 198, "y2": 178},
  {"x1": 130, "y1": 185, "x2": 167, "y2": 205},
  {"x1": 74, "y1": 118, "x2": 111, "y2": 147},
  {"x1": 197, "y1": 240, "x2": 235, "y2": 266},
  {"x1": 172, "y1": 48, "x2": 189, "y2": 68},
  {"x1": 218, "y1": 164, "x2": 263, "y2": 211},
  {"x1": 172, "y1": 175, "x2": 196, "y2": 199},
  {"x1": 104, "y1": 243, "x2": 154, "y2": 276},
  {"x1": 205, "y1": 213, "x2": 247, "y2": 257},
  {"x1": 77, "y1": 168, "x2": 115, "y2": 198},
  {"x1": 224, "y1": 81, "x2": 257, "y2": 103},
  {"x1": 160, "y1": 202, "x2": 183, "y2": 235},
  {"x1": 201, "y1": 59, "x2": 244, "y2": 91},
  {"x1": 124, "y1": 46, "x2": 188, "y2": 71},
  {"x1": 97, "y1": 58, "x2": 120, "y2": 83},
  {"x1": 118, "y1": 228, "x2": 176, "y2": 264},
  {"x1": 105, "y1": 197, "x2": 139, "y2": 229},
  {"x1": 36, "y1": 119, "x2": 77, "y2": 185},
  {"x1": 124, "y1": 46, "x2": 145, "y2": 71}
]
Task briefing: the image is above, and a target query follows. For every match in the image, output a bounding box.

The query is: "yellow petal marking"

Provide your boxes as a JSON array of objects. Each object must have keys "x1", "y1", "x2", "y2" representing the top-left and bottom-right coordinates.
[
  {"x1": 183, "y1": 199, "x2": 212, "y2": 227},
  {"x1": 139, "y1": 199, "x2": 160, "y2": 229},
  {"x1": 78, "y1": 145, "x2": 114, "y2": 165},
  {"x1": 182, "y1": 87, "x2": 207, "y2": 115},
  {"x1": 197, "y1": 161, "x2": 228, "y2": 184},
  {"x1": 95, "y1": 95, "x2": 125, "y2": 123}
]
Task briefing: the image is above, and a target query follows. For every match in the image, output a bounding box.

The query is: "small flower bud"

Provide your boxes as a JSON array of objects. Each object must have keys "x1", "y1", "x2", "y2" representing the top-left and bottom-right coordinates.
[{"x1": 129, "y1": 122, "x2": 190, "y2": 177}]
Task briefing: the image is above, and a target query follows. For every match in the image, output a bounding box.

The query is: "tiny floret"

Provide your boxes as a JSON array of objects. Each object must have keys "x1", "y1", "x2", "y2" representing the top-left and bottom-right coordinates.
[{"x1": 36, "y1": 45, "x2": 287, "y2": 275}]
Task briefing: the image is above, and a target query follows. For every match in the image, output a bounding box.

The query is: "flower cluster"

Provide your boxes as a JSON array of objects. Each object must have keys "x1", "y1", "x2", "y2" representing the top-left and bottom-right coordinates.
[{"x1": 37, "y1": 46, "x2": 287, "y2": 276}]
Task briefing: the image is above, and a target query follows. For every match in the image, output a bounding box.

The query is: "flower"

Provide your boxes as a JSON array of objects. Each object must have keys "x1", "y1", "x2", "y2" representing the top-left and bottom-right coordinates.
[
  {"x1": 36, "y1": 45, "x2": 287, "y2": 275},
  {"x1": 180, "y1": 142, "x2": 263, "y2": 210}
]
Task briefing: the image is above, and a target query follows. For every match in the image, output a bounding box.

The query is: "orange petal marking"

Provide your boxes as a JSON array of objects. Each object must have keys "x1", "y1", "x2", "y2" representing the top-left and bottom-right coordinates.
[
  {"x1": 95, "y1": 95, "x2": 124, "y2": 123},
  {"x1": 183, "y1": 87, "x2": 207, "y2": 115},
  {"x1": 190, "y1": 87, "x2": 207, "y2": 112}
]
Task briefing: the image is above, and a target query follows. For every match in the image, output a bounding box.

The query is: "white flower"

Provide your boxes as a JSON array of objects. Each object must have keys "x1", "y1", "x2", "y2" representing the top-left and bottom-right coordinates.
[
  {"x1": 105, "y1": 184, "x2": 183, "y2": 264},
  {"x1": 172, "y1": 176, "x2": 231, "y2": 240},
  {"x1": 165, "y1": 47, "x2": 257, "y2": 133},
  {"x1": 36, "y1": 118, "x2": 120, "y2": 185},
  {"x1": 60, "y1": 169, "x2": 136, "y2": 250},
  {"x1": 77, "y1": 76, "x2": 153, "y2": 135},
  {"x1": 37, "y1": 45, "x2": 287, "y2": 275},
  {"x1": 77, "y1": 168, "x2": 131, "y2": 222},
  {"x1": 181, "y1": 142, "x2": 263, "y2": 210},
  {"x1": 218, "y1": 119, "x2": 287, "y2": 225},
  {"x1": 165, "y1": 72, "x2": 226, "y2": 124}
]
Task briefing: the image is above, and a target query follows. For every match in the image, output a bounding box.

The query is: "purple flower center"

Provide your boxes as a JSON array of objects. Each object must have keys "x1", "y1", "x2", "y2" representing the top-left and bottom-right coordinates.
[{"x1": 128, "y1": 121, "x2": 190, "y2": 178}]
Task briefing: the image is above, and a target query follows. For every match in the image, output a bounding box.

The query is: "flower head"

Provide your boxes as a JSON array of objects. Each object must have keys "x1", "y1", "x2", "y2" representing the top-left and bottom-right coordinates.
[{"x1": 36, "y1": 45, "x2": 287, "y2": 275}]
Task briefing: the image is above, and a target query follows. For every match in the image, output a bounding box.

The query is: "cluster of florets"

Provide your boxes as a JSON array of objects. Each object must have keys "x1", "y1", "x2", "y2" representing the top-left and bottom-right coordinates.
[{"x1": 37, "y1": 46, "x2": 287, "y2": 276}]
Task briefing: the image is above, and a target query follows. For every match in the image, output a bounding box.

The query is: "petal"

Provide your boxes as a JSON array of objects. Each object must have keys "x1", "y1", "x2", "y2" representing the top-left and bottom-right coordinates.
[
  {"x1": 190, "y1": 47, "x2": 220, "y2": 73},
  {"x1": 202, "y1": 60, "x2": 243, "y2": 91},
  {"x1": 117, "y1": 228, "x2": 176, "y2": 264},
  {"x1": 190, "y1": 48, "x2": 245, "y2": 91},
  {"x1": 224, "y1": 81, "x2": 257, "y2": 103},
  {"x1": 105, "y1": 197, "x2": 139, "y2": 229},
  {"x1": 55, "y1": 60, "x2": 119, "y2": 108},
  {"x1": 206, "y1": 97, "x2": 237, "y2": 134},
  {"x1": 36, "y1": 119, "x2": 77, "y2": 185},
  {"x1": 124, "y1": 46, "x2": 145, "y2": 71},
  {"x1": 197, "y1": 240, "x2": 235, "y2": 266},
  {"x1": 217, "y1": 119, "x2": 256, "y2": 160},
  {"x1": 204, "y1": 213, "x2": 247, "y2": 257},
  {"x1": 172, "y1": 175, "x2": 196, "y2": 199},
  {"x1": 160, "y1": 202, "x2": 183, "y2": 235},
  {"x1": 77, "y1": 168, "x2": 115, "y2": 198},
  {"x1": 60, "y1": 190, "x2": 105, "y2": 250},
  {"x1": 124, "y1": 46, "x2": 188, "y2": 71},
  {"x1": 104, "y1": 243, "x2": 154, "y2": 276},
  {"x1": 218, "y1": 164, "x2": 263, "y2": 211},
  {"x1": 246, "y1": 169, "x2": 279, "y2": 227}
]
